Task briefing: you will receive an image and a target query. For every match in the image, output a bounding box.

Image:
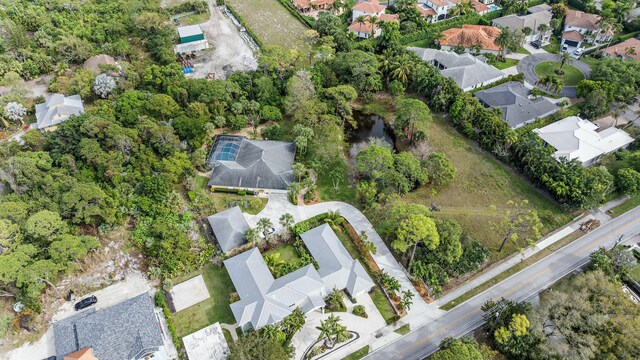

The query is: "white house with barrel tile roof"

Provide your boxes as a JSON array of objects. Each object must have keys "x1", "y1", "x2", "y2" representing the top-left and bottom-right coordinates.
[{"x1": 533, "y1": 116, "x2": 634, "y2": 166}]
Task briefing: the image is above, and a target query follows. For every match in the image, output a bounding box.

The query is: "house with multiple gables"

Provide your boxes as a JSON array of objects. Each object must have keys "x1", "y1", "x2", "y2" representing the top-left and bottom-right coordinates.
[
  {"x1": 348, "y1": 0, "x2": 399, "y2": 39},
  {"x1": 439, "y1": 24, "x2": 503, "y2": 54},
  {"x1": 561, "y1": 9, "x2": 614, "y2": 49}
]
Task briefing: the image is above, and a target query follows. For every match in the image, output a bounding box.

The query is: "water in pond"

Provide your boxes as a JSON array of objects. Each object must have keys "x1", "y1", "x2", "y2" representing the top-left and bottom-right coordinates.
[{"x1": 345, "y1": 111, "x2": 396, "y2": 154}]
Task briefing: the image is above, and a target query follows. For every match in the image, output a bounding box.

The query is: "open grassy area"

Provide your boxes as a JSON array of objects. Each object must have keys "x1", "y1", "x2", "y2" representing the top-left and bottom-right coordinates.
[
  {"x1": 542, "y1": 37, "x2": 560, "y2": 53},
  {"x1": 514, "y1": 46, "x2": 531, "y2": 54},
  {"x1": 630, "y1": 263, "x2": 640, "y2": 283},
  {"x1": 610, "y1": 194, "x2": 640, "y2": 217},
  {"x1": 403, "y1": 115, "x2": 571, "y2": 260},
  {"x1": 441, "y1": 230, "x2": 584, "y2": 310},
  {"x1": 262, "y1": 244, "x2": 304, "y2": 272},
  {"x1": 490, "y1": 57, "x2": 519, "y2": 69},
  {"x1": 177, "y1": 11, "x2": 210, "y2": 25},
  {"x1": 172, "y1": 263, "x2": 237, "y2": 338},
  {"x1": 394, "y1": 324, "x2": 411, "y2": 335},
  {"x1": 534, "y1": 61, "x2": 585, "y2": 86},
  {"x1": 370, "y1": 286, "x2": 398, "y2": 324},
  {"x1": 225, "y1": 0, "x2": 308, "y2": 50},
  {"x1": 342, "y1": 345, "x2": 370, "y2": 360}
]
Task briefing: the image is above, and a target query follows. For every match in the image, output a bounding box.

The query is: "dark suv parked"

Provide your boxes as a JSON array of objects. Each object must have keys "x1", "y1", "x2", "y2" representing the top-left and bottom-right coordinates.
[
  {"x1": 530, "y1": 40, "x2": 541, "y2": 49},
  {"x1": 74, "y1": 295, "x2": 97, "y2": 311}
]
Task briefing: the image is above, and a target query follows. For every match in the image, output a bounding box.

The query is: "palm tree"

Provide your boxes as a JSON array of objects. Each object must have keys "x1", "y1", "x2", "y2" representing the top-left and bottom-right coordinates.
[
  {"x1": 401, "y1": 290, "x2": 415, "y2": 311},
  {"x1": 537, "y1": 24, "x2": 549, "y2": 40},
  {"x1": 264, "y1": 253, "x2": 285, "y2": 273},
  {"x1": 390, "y1": 55, "x2": 415, "y2": 84},
  {"x1": 495, "y1": 29, "x2": 513, "y2": 59},
  {"x1": 355, "y1": 15, "x2": 367, "y2": 35},
  {"x1": 451, "y1": 0, "x2": 474, "y2": 16},
  {"x1": 279, "y1": 213, "x2": 294, "y2": 230},
  {"x1": 368, "y1": 15, "x2": 379, "y2": 39},
  {"x1": 625, "y1": 46, "x2": 637, "y2": 58},
  {"x1": 433, "y1": 31, "x2": 445, "y2": 48},
  {"x1": 547, "y1": 76, "x2": 563, "y2": 93},
  {"x1": 329, "y1": 168, "x2": 344, "y2": 190},
  {"x1": 257, "y1": 217, "x2": 273, "y2": 238},
  {"x1": 557, "y1": 51, "x2": 574, "y2": 74},
  {"x1": 244, "y1": 228, "x2": 260, "y2": 246}
]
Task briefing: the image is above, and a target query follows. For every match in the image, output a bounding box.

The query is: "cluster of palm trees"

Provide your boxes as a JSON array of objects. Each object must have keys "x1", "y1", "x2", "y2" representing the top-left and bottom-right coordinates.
[
  {"x1": 535, "y1": 52, "x2": 575, "y2": 93},
  {"x1": 316, "y1": 314, "x2": 350, "y2": 348},
  {"x1": 354, "y1": 15, "x2": 379, "y2": 39}
]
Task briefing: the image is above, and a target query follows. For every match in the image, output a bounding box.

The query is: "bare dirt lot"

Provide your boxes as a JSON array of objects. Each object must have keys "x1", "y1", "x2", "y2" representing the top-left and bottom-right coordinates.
[{"x1": 185, "y1": 2, "x2": 258, "y2": 79}]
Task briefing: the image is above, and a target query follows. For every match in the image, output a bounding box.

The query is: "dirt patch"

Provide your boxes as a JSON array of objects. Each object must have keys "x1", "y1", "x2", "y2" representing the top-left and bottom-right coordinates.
[{"x1": 185, "y1": 2, "x2": 257, "y2": 79}]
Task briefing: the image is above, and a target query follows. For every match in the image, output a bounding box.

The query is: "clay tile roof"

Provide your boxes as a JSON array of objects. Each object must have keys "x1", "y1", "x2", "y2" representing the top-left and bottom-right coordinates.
[
  {"x1": 352, "y1": 0, "x2": 386, "y2": 13},
  {"x1": 348, "y1": 18, "x2": 375, "y2": 33},
  {"x1": 603, "y1": 38, "x2": 640, "y2": 60},
  {"x1": 565, "y1": 9, "x2": 602, "y2": 30},
  {"x1": 562, "y1": 30, "x2": 585, "y2": 42},
  {"x1": 379, "y1": 13, "x2": 400, "y2": 23},
  {"x1": 429, "y1": 0, "x2": 447, "y2": 7},
  {"x1": 441, "y1": 24, "x2": 502, "y2": 51},
  {"x1": 293, "y1": 0, "x2": 310, "y2": 7},
  {"x1": 416, "y1": 4, "x2": 437, "y2": 16},
  {"x1": 472, "y1": 0, "x2": 489, "y2": 12}
]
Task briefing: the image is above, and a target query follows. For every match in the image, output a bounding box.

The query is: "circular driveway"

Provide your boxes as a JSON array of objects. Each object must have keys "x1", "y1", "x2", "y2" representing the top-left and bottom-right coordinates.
[{"x1": 517, "y1": 53, "x2": 591, "y2": 98}]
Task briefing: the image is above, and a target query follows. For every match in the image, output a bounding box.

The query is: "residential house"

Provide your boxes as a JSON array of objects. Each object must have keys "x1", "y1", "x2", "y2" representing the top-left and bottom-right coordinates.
[
  {"x1": 53, "y1": 293, "x2": 168, "y2": 360},
  {"x1": 533, "y1": 116, "x2": 634, "y2": 166},
  {"x1": 409, "y1": 47, "x2": 505, "y2": 91},
  {"x1": 474, "y1": 81, "x2": 559, "y2": 128},
  {"x1": 440, "y1": 24, "x2": 503, "y2": 54},
  {"x1": 207, "y1": 206, "x2": 250, "y2": 253},
  {"x1": 35, "y1": 93, "x2": 84, "y2": 131},
  {"x1": 492, "y1": 5, "x2": 552, "y2": 43},
  {"x1": 602, "y1": 37, "x2": 640, "y2": 60},
  {"x1": 348, "y1": 0, "x2": 399, "y2": 39},
  {"x1": 206, "y1": 135, "x2": 295, "y2": 191},
  {"x1": 561, "y1": 10, "x2": 614, "y2": 48},
  {"x1": 291, "y1": 0, "x2": 334, "y2": 12},
  {"x1": 417, "y1": 0, "x2": 489, "y2": 22},
  {"x1": 224, "y1": 224, "x2": 375, "y2": 331},
  {"x1": 415, "y1": 3, "x2": 437, "y2": 23}
]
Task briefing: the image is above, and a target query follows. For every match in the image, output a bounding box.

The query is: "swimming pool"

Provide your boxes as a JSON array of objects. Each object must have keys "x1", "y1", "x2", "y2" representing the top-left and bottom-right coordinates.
[{"x1": 488, "y1": 4, "x2": 501, "y2": 12}]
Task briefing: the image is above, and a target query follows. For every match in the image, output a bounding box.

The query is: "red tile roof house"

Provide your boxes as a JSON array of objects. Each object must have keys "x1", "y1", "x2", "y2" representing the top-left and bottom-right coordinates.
[
  {"x1": 291, "y1": 0, "x2": 334, "y2": 13},
  {"x1": 348, "y1": 0, "x2": 399, "y2": 39},
  {"x1": 602, "y1": 37, "x2": 640, "y2": 61},
  {"x1": 440, "y1": 24, "x2": 503, "y2": 55},
  {"x1": 561, "y1": 10, "x2": 614, "y2": 49}
]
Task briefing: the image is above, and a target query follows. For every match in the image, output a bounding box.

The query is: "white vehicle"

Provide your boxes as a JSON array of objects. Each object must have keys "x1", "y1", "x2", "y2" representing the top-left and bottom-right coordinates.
[
  {"x1": 562, "y1": 43, "x2": 568, "y2": 51},
  {"x1": 574, "y1": 48, "x2": 583, "y2": 56}
]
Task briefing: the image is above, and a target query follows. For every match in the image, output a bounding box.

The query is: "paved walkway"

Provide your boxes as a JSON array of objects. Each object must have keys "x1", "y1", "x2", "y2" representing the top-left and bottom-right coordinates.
[
  {"x1": 219, "y1": 323, "x2": 238, "y2": 341},
  {"x1": 517, "y1": 53, "x2": 591, "y2": 98}
]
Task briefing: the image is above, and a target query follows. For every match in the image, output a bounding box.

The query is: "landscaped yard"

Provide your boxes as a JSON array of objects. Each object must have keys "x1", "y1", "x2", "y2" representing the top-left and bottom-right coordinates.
[
  {"x1": 342, "y1": 345, "x2": 370, "y2": 360},
  {"x1": 490, "y1": 57, "x2": 519, "y2": 69},
  {"x1": 194, "y1": 176, "x2": 268, "y2": 214},
  {"x1": 402, "y1": 115, "x2": 572, "y2": 260},
  {"x1": 225, "y1": 0, "x2": 309, "y2": 49},
  {"x1": 542, "y1": 37, "x2": 560, "y2": 53},
  {"x1": 262, "y1": 244, "x2": 304, "y2": 272},
  {"x1": 534, "y1": 61, "x2": 585, "y2": 86},
  {"x1": 514, "y1": 46, "x2": 531, "y2": 55},
  {"x1": 172, "y1": 264, "x2": 237, "y2": 338}
]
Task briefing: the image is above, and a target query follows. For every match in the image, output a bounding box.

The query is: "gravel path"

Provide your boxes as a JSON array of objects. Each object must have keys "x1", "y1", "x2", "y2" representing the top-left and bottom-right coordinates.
[{"x1": 517, "y1": 53, "x2": 591, "y2": 98}]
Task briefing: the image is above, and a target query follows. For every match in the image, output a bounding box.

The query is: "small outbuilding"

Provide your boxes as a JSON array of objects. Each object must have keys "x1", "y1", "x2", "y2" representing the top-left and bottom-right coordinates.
[{"x1": 175, "y1": 25, "x2": 209, "y2": 54}]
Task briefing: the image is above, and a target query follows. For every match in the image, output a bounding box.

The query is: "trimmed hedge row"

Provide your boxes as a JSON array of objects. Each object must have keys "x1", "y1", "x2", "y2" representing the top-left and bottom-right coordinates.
[
  {"x1": 274, "y1": 0, "x2": 316, "y2": 28},
  {"x1": 154, "y1": 291, "x2": 184, "y2": 356},
  {"x1": 469, "y1": 73, "x2": 524, "y2": 94},
  {"x1": 224, "y1": 3, "x2": 265, "y2": 48}
]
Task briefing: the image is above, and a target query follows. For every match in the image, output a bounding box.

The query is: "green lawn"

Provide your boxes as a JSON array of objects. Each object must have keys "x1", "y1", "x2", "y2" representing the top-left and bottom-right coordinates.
[
  {"x1": 407, "y1": 39, "x2": 432, "y2": 48},
  {"x1": 534, "y1": 61, "x2": 585, "y2": 86},
  {"x1": 172, "y1": 264, "x2": 237, "y2": 338},
  {"x1": 342, "y1": 345, "x2": 370, "y2": 360},
  {"x1": 402, "y1": 116, "x2": 571, "y2": 260},
  {"x1": 195, "y1": 175, "x2": 209, "y2": 191},
  {"x1": 209, "y1": 193, "x2": 267, "y2": 215},
  {"x1": 630, "y1": 263, "x2": 640, "y2": 283},
  {"x1": 394, "y1": 324, "x2": 411, "y2": 335},
  {"x1": 542, "y1": 37, "x2": 560, "y2": 54},
  {"x1": 610, "y1": 194, "x2": 640, "y2": 217},
  {"x1": 225, "y1": 0, "x2": 309, "y2": 50},
  {"x1": 177, "y1": 11, "x2": 210, "y2": 25},
  {"x1": 491, "y1": 57, "x2": 519, "y2": 69},
  {"x1": 262, "y1": 244, "x2": 304, "y2": 273},
  {"x1": 514, "y1": 46, "x2": 531, "y2": 54},
  {"x1": 370, "y1": 286, "x2": 398, "y2": 324}
]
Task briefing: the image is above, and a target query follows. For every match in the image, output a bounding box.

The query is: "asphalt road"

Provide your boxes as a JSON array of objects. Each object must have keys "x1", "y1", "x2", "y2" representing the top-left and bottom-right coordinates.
[
  {"x1": 517, "y1": 53, "x2": 591, "y2": 98},
  {"x1": 365, "y1": 206, "x2": 640, "y2": 360}
]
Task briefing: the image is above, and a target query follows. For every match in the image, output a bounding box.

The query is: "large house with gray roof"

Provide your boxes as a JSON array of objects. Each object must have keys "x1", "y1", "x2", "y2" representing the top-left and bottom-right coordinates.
[
  {"x1": 206, "y1": 135, "x2": 295, "y2": 191},
  {"x1": 492, "y1": 4, "x2": 552, "y2": 43},
  {"x1": 224, "y1": 224, "x2": 374, "y2": 331},
  {"x1": 207, "y1": 206, "x2": 250, "y2": 253},
  {"x1": 53, "y1": 293, "x2": 167, "y2": 360},
  {"x1": 474, "y1": 81, "x2": 559, "y2": 128},
  {"x1": 35, "y1": 93, "x2": 84, "y2": 131},
  {"x1": 409, "y1": 47, "x2": 504, "y2": 91}
]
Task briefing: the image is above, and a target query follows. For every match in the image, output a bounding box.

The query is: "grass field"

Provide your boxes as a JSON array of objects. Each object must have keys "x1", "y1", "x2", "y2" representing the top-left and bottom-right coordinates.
[
  {"x1": 491, "y1": 57, "x2": 519, "y2": 69},
  {"x1": 403, "y1": 115, "x2": 571, "y2": 260},
  {"x1": 542, "y1": 37, "x2": 560, "y2": 54},
  {"x1": 630, "y1": 263, "x2": 640, "y2": 283},
  {"x1": 534, "y1": 61, "x2": 585, "y2": 86},
  {"x1": 225, "y1": 0, "x2": 308, "y2": 49},
  {"x1": 172, "y1": 264, "x2": 237, "y2": 338},
  {"x1": 342, "y1": 345, "x2": 370, "y2": 360}
]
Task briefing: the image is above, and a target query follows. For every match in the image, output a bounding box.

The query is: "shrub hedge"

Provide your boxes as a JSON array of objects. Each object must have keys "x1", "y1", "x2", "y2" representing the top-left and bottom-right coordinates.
[
  {"x1": 165, "y1": 0, "x2": 208, "y2": 15},
  {"x1": 274, "y1": 0, "x2": 316, "y2": 28},
  {"x1": 154, "y1": 291, "x2": 184, "y2": 355}
]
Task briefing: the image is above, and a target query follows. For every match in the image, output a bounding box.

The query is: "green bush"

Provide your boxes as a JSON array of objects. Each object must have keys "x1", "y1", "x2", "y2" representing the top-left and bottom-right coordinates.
[
  {"x1": 155, "y1": 291, "x2": 183, "y2": 354},
  {"x1": 165, "y1": 0, "x2": 208, "y2": 15},
  {"x1": 352, "y1": 305, "x2": 368, "y2": 318}
]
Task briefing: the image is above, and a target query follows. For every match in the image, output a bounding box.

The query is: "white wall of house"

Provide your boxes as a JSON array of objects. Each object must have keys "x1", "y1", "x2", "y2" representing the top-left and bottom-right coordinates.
[
  {"x1": 352, "y1": 8, "x2": 384, "y2": 21},
  {"x1": 440, "y1": 45, "x2": 500, "y2": 55},
  {"x1": 350, "y1": 28, "x2": 382, "y2": 39},
  {"x1": 419, "y1": 0, "x2": 449, "y2": 20}
]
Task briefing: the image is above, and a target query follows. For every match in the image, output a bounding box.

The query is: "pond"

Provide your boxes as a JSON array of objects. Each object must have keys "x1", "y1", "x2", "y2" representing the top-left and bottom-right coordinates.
[{"x1": 345, "y1": 111, "x2": 396, "y2": 155}]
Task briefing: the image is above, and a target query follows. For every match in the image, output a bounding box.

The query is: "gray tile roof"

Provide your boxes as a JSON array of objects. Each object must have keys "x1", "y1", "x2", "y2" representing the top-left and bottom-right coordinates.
[
  {"x1": 223, "y1": 224, "x2": 375, "y2": 330},
  {"x1": 409, "y1": 48, "x2": 504, "y2": 90},
  {"x1": 301, "y1": 224, "x2": 375, "y2": 297},
  {"x1": 474, "y1": 81, "x2": 559, "y2": 128},
  {"x1": 492, "y1": 8, "x2": 551, "y2": 31},
  {"x1": 207, "y1": 206, "x2": 249, "y2": 253},
  {"x1": 224, "y1": 248, "x2": 325, "y2": 330},
  {"x1": 35, "y1": 94, "x2": 84, "y2": 130},
  {"x1": 207, "y1": 136, "x2": 295, "y2": 190},
  {"x1": 53, "y1": 293, "x2": 164, "y2": 360}
]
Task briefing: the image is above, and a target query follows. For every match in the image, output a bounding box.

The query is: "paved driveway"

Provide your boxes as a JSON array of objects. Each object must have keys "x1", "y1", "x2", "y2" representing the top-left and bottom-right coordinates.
[{"x1": 517, "y1": 53, "x2": 591, "y2": 98}]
